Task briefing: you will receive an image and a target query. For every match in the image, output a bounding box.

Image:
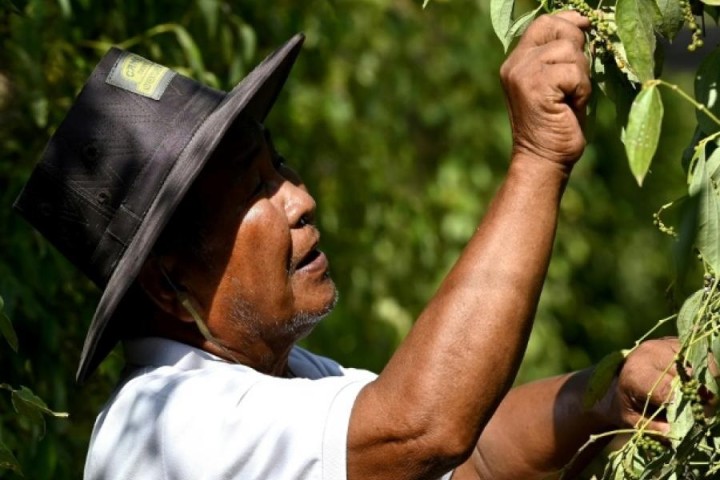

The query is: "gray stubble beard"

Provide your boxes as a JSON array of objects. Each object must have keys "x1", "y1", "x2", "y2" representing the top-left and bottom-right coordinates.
[{"x1": 226, "y1": 277, "x2": 339, "y2": 343}]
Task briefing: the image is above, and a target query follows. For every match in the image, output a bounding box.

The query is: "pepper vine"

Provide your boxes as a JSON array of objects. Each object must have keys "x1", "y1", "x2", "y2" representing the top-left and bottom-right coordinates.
[
  {"x1": 421, "y1": 0, "x2": 720, "y2": 474},
  {"x1": 486, "y1": 0, "x2": 720, "y2": 477}
]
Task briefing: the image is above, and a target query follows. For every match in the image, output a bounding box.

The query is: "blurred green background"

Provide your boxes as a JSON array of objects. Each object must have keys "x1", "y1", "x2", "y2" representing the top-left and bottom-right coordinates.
[{"x1": 0, "y1": 0, "x2": 705, "y2": 477}]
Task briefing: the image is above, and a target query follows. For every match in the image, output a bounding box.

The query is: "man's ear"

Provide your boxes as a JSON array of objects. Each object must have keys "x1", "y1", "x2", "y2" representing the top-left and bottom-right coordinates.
[{"x1": 136, "y1": 257, "x2": 196, "y2": 324}]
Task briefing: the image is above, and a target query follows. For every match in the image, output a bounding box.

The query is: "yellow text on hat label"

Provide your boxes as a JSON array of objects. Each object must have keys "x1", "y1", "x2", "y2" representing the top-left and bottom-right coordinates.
[{"x1": 105, "y1": 52, "x2": 176, "y2": 101}]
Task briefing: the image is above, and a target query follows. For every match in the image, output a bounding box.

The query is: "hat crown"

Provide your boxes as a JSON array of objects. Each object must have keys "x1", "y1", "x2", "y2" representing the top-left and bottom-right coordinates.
[{"x1": 15, "y1": 48, "x2": 225, "y2": 286}]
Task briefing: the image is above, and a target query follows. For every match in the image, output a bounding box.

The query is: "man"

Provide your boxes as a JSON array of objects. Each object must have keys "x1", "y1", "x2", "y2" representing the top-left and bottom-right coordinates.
[{"x1": 15, "y1": 11, "x2": 677, "y2": 480}]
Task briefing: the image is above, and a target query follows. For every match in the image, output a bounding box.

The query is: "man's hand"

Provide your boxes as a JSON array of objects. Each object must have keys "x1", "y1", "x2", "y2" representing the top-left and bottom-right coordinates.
[
  {"x1": 501, "y1": 11, "x2": 591, "y2": 169},
  {"x1": 595, "y1": 338, "x2": 680, "y2": 433}
]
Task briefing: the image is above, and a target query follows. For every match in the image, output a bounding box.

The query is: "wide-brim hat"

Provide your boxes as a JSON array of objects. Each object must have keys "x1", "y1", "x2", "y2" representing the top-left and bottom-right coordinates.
[{"x1": 14, "y1": 34, "x2": 305, "y2": 383}]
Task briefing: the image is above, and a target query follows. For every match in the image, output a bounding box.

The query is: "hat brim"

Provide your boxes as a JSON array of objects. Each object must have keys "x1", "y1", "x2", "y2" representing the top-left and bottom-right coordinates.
[{"x1": 76, "y1": 33, "x2": 305, "y2": 383}]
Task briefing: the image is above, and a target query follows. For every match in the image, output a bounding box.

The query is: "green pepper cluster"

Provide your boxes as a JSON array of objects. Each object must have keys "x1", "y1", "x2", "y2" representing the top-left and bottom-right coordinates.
[
  {"x1": 680, "y1": 0, "x2": 704, "y2": 51},
  {"x1": 681, "y1": 378, "x2": 707, "y2": 422},
  {"x1": 636, "y1": 435, "x2": 666, "y2": 459}
]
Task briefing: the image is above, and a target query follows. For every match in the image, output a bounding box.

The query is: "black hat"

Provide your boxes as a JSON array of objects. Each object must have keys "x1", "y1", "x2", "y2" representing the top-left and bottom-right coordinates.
[{"x1": 14, "y1": 34, "x2": 305, "y2": 383}]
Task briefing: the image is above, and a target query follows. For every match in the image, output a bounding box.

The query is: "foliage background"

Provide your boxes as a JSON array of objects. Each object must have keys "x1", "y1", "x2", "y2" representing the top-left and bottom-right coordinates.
[{"x1": 0, "y1": 0, "x2": 704, "y2": 477}]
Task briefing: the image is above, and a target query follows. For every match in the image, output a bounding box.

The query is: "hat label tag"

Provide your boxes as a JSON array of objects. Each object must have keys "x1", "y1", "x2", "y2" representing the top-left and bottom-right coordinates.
[{"x1": 105, "y1": 52, "x2": 176, "y2": 100}]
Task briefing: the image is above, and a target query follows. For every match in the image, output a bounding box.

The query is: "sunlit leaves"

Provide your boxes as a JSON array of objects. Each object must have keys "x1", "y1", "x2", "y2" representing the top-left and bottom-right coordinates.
[
  {"x1": 677, "y1": 289, "x2": 703, "y2": 345},
  {"x1": 490, "y1": 0, "x2": 543, "y2": 51},
  {"x1": 624, "y1": 84, "x2": 663, "y2": 186},
  {"x1": 687, "y1": 145, "x2": 720, "y2": 274},
  {"x1": 491, "y1": 0, "x2": 515, "y2": 51},
  {"x1": 507, "y1": 5, "x2": 543, "y2": 42},
  {"x1": 666, "y1": 378, "x2": 694, "y2": 446},
  {"x1": 616, "y1": 0, "x2": 657, "y2": 82}
]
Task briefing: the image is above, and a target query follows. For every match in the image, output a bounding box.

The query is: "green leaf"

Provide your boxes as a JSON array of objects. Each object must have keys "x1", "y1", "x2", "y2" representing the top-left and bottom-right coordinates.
[
  {"x1": 705, "y1": 6, "x2": 720, "y2": 21},
  {"x1": 0, "y1": 441, "x2": 21, "y2": 474},
  {"x1": 706, "y1": 143, "x2": 720, "y2": 180},
  {"x1": 10, "y1": 386, "x2": 68, "y2": 436},
  {"x1": 677, "y1": 289, "x2": 703, "y2": 345},
  {"x1": 624, "y1": 84, "x2": 663, "y2": 186},
  {"x1": 695, "y1": 166, "x2": 720, "y2": 274},
  {"x1": 687, "y1": 337, "x2": 709, "y2": 372},
  {"x1": 667, "y1": 378, "x2": 695, "y2": 446},
  {"x1": 30, "y1": 96, "x2": 48, "y2": 128},
  {"x1": 673, "y1": 195, "x2": 699, "y2": 287},
  {"x1": 593, "y1": 54, "x2": 637, "y2": 130},
  {"x1": 173, "y1": 25, "x2": 205, "y2": 83},
  {"x1": 655, "y1": 0, "x2": 685, "y2": 40},
  {"x1": 491, "y1": 0, "x2": 515, "y2": 51},
  {"x1": 58, "y1": 0, "x2": 72, "y2": 18},
  {"x1": 12, "y1": 386, "x2": 68, "y2": 419},
  {"x1": 505, "y1": 5, "x2": 543, "y2": 43},
  {"x1": 12, "y1": 390, "x2": 45, "y2": 434},
  {"x1": 583, "y1": 350, "x2": 625, "y2": 409},
  {"x1": 0, "y1": 295, "x2": 17, "y2": 351},
  {"x1": 688, "y1": 141, "x2": 706, "y2": 195},
  {"x1": 712, "y1": 329, "x2": 720, "y2": 365},
  {"x1": 701, "y1": 0, "x2": 720, "y2": 6},
  {"x1": 197, "y1": 0, "x2": 219, "y2": 37},
  {"x1": 616, "y1": 0, "x2": 657, "y2": 82},
  {"x1": 694, "y1": 47, "x2": 720, "y2": 136},
  {"x1": 703, "y1": 365, "x2": 718, "y2": 395},
  {"x1": 0, "y1": 312, "x2": 18, "y2": 352},
  {"x1": 237, "y1": 22, "x2": 256, "y2": 63}
]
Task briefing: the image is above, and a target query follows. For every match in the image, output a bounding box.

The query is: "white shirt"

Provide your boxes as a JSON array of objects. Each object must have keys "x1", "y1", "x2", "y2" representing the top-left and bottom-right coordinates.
[
  {"x1": 84, "y1": 337, "x2": 377, "y2": 480},
  {"x1": 84, "y1": 337, "x2": 454, "y2": 480}
]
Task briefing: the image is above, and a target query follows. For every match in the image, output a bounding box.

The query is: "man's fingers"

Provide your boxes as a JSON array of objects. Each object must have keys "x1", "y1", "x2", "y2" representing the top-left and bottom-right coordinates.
[
  {"x1": 531, "y1": 63, "x2": 592, "y2": 113},
  {"x1": 536, "y1": 39, "x2": 590, "y2": 68},
  {"x1": 551, "y1": 9, "x2": 592, "y2": 29},
  {"x1": 516, "y1": 13, "x2": 588, "y2": 51},
  {"x1": 626, "y1": 413, "x2": 670, "y2": 436}
]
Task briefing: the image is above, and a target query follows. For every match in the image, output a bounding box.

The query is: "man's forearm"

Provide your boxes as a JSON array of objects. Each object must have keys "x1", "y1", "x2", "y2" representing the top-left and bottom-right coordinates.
[
  {"x1": 465, "y1": 369, "x2": 613, "y2": 480},
  {"x1": 382, "y1": 157, "x2": 571, "y2": 439}
]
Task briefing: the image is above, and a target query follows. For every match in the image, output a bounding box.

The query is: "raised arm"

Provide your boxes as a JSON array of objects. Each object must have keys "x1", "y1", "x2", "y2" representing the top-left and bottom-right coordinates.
[{"x1": 347, "y1": 12, "x2": 593, "y2": 480}]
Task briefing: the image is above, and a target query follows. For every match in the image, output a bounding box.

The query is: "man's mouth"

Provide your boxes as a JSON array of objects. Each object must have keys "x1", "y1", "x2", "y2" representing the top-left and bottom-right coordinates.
[
  {"x1": 295, "y1": 248, "x2": 328, "y2": 274},
  {"x1": 297, "y1": 249, "x2": 320, "y2": 269}
]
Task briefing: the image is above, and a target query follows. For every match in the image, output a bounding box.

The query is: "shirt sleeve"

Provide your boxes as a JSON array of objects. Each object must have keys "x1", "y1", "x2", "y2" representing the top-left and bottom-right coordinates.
[{"x1": 159, "y1": 370, "x2": 374, "y2": 480}]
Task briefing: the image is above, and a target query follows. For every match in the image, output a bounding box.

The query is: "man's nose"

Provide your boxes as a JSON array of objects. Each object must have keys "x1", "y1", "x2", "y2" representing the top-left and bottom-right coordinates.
[{"x1": 281, "y1": 181, "x2": 316, "y2": 228}]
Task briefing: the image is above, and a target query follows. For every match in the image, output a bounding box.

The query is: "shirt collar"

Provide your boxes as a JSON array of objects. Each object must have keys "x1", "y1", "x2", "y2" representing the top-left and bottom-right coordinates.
[{"x1": 123, "y1": 336, "x2": 252, "y2": 373}]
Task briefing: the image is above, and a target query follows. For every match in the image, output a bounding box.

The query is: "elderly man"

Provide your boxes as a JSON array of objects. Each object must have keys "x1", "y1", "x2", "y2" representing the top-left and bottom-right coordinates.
[{"x1": 16, "y1": 11, "x2": 676, "y2": 480}]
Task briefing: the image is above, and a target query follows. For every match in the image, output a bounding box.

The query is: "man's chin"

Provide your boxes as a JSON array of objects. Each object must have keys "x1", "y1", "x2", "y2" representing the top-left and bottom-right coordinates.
[{"x1": 286, "y1": 286, "x2": 338, "y2": 340}]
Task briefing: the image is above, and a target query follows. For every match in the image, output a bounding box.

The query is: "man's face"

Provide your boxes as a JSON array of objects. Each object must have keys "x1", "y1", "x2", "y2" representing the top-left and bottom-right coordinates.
[{"x1": 176, "y1": 120, "x2": 336, "y2": 352}]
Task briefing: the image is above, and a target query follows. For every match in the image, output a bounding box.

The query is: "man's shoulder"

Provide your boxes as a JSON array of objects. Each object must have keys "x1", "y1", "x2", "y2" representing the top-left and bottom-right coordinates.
[{"x1": 289, "y1": 346, "x2": 378, "y2": 381}]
